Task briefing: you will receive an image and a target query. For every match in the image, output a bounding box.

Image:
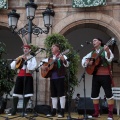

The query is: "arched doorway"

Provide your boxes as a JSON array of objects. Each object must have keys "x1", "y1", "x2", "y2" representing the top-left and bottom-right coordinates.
[
  {"x1": 64, "y1": 23, "x2": 119, "y2": 98},
  {"x1": 0, "y1": 26, "x2": 23, "y2": 59},
  {"x1": 52, "y1": 12, "x2": 120, "y2": 98}
]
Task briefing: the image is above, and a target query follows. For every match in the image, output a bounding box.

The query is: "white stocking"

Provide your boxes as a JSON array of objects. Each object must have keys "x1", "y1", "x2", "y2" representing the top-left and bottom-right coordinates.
[
  {"x1": 60, "y1": 96, "x2": 66, "y2": 109},
  {"x1": 51, "y1": 97, "x2": 58, "y2": 109}
]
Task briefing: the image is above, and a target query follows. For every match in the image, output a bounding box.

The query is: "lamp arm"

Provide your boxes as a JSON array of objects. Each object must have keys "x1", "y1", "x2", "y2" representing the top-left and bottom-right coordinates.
[
  {"x1": 17, "y1": 24, "x2": 29, "y2": 37},
  {"x1": 15, "y1": 23, "x2": 50, "y2": 37},
  {"x1": 32, "y1": 24, "x2": 50, "y2": 36}
]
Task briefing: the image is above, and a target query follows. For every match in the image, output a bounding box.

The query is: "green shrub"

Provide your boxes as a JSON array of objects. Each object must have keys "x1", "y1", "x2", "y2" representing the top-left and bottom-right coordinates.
[{"x1": 0, "y1": 42, "x2": 16, "y2": 96}]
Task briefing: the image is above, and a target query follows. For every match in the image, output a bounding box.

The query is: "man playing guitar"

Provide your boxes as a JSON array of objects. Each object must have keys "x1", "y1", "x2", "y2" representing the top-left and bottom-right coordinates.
[
  {"x1": 41, "y1": 44, "x2": 69, "y2": 118},
  {"x1": 82, "y1": 38, "x2": 114, "y2": 120},
  {"x1": 8, "y1": 45, "x2": 37, "y2": 116}
]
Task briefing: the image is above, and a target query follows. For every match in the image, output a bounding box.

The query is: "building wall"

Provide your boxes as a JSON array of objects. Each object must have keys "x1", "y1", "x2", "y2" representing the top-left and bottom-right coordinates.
[{"x1": 0, "y1": 0, "x2": 120, "y2": 104}]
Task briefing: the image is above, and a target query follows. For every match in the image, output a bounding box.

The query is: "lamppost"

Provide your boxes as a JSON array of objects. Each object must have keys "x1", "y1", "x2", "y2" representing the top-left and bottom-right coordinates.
[{"x1": 8, "y1": 0, "x2": 55, "y2": 44}]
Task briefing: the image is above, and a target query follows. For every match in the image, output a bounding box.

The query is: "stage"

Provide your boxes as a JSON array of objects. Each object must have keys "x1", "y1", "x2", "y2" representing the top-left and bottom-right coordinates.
[{"x1": 0, "y1": 113, "x2": 119, "y2": 120}]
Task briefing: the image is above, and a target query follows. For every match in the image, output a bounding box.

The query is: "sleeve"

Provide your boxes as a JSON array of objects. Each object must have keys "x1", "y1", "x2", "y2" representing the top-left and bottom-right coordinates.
[
  {"x1": 27, "y1": 57, "x2": 37, "y2": 70},
  {"x1": 63, "y1": 55, "x2": 69, "y2": 67},
  {"x1": 105, "y1": 49, "x2": 114, "y2": 62},
  {"x1": 10, "y1": 61, "x2": 16, "y2": 70},
  {"x1": 81, "y1": 52, "x2": 92, "y2": 67}
]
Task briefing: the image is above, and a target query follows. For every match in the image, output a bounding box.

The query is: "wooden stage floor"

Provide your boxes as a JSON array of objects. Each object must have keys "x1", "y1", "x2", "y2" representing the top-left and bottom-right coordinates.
[{"x1": 0, "y1": 113, "x2": 120, "y2": 120}]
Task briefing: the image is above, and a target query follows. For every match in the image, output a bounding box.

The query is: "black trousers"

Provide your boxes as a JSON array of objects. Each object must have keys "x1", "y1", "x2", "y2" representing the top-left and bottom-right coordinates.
[
  {"x1": 91, "y1": 75, "x2": 113, "y2": 99},
  {"x1": 13, "y1": 76, "x2": 33, "y2": 97},
  {"x1": 50, "y1": 78, "x2": 65, "y2": 97}
]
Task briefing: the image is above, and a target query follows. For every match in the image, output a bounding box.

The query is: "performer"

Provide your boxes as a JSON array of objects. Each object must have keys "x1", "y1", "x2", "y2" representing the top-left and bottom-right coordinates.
[
  {"x1": 74, "y1": 93, "x2": 80, "y2": 110},
  {"x1": 41, "y1": 44, "x2": 69, "y2": 118},
  {"x1": 8, "y1": 45, "x2": 37, "y2": 115},
  {"x1": 82, "y1": 38, "x2": 114, "y2": 120},
  {"x1": 75, "y1": 93, "x2": 80, "y2": 104}
]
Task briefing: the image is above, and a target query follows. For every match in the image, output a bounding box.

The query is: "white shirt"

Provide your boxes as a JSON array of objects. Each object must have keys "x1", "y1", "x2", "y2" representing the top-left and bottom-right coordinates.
[
  {"x1": 10, "y1": 55, "x2": 37, "y2": 70},
  {"x1": 81, "y1": 49, "x2": 114, "y2": 67}
]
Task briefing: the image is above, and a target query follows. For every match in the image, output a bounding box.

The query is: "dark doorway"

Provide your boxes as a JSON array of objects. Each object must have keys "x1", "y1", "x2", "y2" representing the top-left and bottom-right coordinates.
[{"x1": 0, "y1": 26, "x2": 23, "y2": 59}]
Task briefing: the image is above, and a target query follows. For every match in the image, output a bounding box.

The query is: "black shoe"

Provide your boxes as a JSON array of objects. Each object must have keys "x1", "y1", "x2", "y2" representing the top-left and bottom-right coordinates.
[
  {"x1": 58, "y1": 114, "x2": 64, "y2": 118},
  {"x1": 8, "y1": 111, "x2": 16, "y2": 116},
  {"x1": 58, "y1": 109, "x2": 64, "y2": 118},
  {"x1": 46, "y1": 108, "x2": 56, "y2": 117}
]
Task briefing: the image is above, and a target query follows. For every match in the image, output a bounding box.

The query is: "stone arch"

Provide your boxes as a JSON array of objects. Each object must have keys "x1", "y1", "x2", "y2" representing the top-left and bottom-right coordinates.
[
  {"x1": 52, "y1": 12, "x2": 120, "y2": 59},
  {"x1": 0, "y1": 18, "x2": 27, "y2": 44},
  {"x1": 0, "y1": 17, "x2": 29, "y2": 59}
]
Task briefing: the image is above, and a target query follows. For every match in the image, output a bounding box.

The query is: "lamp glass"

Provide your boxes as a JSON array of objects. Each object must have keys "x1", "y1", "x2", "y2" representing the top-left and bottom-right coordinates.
[
  {"x1": 8, "y1": 17, "x2": 18, "y2": 29},
  {"x1": 43, "y1": 15, "x2": 53, "y2": 27},
  {"x1": 26, "y1": 7, "x2": 35, "y2": 19}
]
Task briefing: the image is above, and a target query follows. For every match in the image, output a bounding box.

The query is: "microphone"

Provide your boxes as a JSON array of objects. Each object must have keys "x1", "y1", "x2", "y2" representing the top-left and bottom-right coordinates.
[
  {"x1": 33, "y1": 48, "x2": 49, "y2": 56},
  {"x1": 86, "y1": 41, "x2": 92, "y2": 44},
  {"x1": 40, "y1": 48, "x2": 47, "y2": 51},
  {"x1": 7, "y1": 59, "x2": 17, "y2": 61},
  {"x1": 40, "y1": 48, "x2": 51, "y2": 52},
  {"x1": 40, "y1": 48, "x2": 50, "y2": 51}
]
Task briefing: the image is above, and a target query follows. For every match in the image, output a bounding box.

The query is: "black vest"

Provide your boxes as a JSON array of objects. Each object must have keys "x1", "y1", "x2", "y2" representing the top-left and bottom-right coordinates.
[{"x1": 49, "y1": 56, "x2": 67, "y2": 77}]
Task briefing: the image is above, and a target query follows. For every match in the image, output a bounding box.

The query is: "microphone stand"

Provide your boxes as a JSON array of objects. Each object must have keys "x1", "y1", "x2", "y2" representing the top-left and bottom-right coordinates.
[
  {"x1": 56, "y1": 49, "x2": 81, "y2": 120},
  {"x1": 66, "y1": 59, "x2": 72, "y2": 120},
  {"x1": 29, "y1": 63, "x2": 53, "y2": 120},
  {"x1": 66, "y1": 61, "x2": 78, "y2": 120},
  {"x1": 65, "y1": 54, "x2": 79, "y2": 120},
  {"x1": 20, "y1": 60, "x2": 30, "y2": 118},
  {"x1": 78, "y1": 68, "x2": 95, "y2": 120}
]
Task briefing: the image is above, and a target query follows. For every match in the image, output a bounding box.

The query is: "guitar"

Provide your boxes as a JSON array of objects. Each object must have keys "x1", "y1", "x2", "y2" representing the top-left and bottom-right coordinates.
[
  {"x1": 86, "y1": 38, "x2": 115, "y2": 75},
  {"x1": 16, "y1": 50, "x2": 31, "y2": 69},
  {"x1": 41, "y1": 49, "x2": 69, "y2": 78}
]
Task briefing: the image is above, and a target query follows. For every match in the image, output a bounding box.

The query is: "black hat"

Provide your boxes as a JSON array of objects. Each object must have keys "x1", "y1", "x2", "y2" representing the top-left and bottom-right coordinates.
[{"x1": 95, "y1": 38, "x2": 104, "y2": 46}]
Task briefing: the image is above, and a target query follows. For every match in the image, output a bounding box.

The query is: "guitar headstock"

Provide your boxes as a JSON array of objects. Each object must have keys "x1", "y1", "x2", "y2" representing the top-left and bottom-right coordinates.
[
  {"x1": 61, "y1": 49, "x2": 70, "y2": 55},
  {"x1": 106, "y1": 37, "x2": 116, "y2": 46}
]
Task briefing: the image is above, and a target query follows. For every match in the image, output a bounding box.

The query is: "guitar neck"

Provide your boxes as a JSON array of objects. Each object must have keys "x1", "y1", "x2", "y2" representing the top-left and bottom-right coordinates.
[
  {"x1": 48, "y1": 58, "x2": 58, "y2": 67},
  {"x1": 94, "y1": 37, "x2": 114, "y2": 60},
  {"x1": 48, "y1": 49, "x2": 69, "y2": 67}
]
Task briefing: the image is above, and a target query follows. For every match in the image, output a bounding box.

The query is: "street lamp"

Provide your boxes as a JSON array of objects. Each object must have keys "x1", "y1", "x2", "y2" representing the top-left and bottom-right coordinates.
[{"x1": 8, "y1": 0, "x2": 55, "y2": 43}]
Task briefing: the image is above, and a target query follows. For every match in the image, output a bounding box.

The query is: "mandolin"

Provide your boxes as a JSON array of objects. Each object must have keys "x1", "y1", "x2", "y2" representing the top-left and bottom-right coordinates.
[
  {"x1": 41, "y1": 49, "x2": 69, "y2": 78},
  {"x1": 16, "y1": 50, "x2": 31, "y2": 69},
  {"x1": 86, "y1": 38, "x2": 115, "y2": 75}
]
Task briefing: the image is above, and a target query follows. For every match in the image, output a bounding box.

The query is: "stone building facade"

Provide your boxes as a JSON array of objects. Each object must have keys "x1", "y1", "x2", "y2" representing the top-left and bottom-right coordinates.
[{"x1": 0, "y1": 0, "x2": 120, "y2": 104}]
